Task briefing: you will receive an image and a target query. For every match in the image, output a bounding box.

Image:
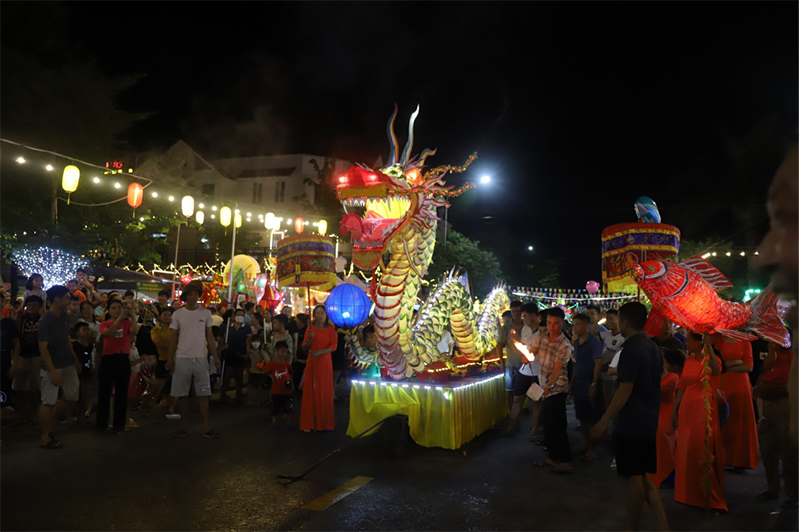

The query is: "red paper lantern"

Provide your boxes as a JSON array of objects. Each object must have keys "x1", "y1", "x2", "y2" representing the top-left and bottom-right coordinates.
[
  {"x1": 127, "y1": 183, "x2": 144, "y2": 208},
  {"x1": 294, "y1": 217, "x2": 305, "y2": 233}
]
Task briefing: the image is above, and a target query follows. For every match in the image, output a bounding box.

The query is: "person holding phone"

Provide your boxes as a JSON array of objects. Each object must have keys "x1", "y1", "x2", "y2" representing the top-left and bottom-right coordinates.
[{"x1": 96, "y1": 299, "x2": 140, "y2": 435}]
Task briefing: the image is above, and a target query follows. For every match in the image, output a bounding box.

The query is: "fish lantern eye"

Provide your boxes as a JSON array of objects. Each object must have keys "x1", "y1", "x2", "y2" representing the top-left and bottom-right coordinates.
[
  {"x1": 367, "y1": 174, "x2": 377, "y2": 181},
  {"x1": 338, "y1": 176, "x2": 347, "y2": 184}
]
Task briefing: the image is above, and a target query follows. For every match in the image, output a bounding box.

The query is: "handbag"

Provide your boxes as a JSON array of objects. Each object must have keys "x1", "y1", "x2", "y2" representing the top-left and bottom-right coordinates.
[{"x1": 526, "y1": 382, "x2": 544, "y2": 402}]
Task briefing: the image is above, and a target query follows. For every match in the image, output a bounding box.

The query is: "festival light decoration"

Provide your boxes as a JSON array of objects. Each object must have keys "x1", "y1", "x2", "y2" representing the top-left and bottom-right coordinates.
[
  {"x1": 317, "y1": 219, "x2": 327, "y2": 236},
  {"x1": 632, "y1": 257, "x2": 789, "y2": 347},
  {"x1": 195, "y1": 210, "x2": 204, "y2": 225},
  {"x1": 127, "y1": 183, "x2": 144, "y2": 209},
  {"x1": 234, "y1": 213, "x2": 242, "y2": 229},
  {"x1": 265, "y1": 212, "x2": 275, "y2": 230},
  {"x1": 337, "y1": 106, "x2": 507, "y2": 379},
  {"x1": 294, "y1": 217, "x2": 305, "y2": 233},
  {"x1": 61, "y1": 165, "x2": 80, "y2": 205},
  {"x1": 220, "y1": 206, "x2": 232, "y2": 227},
  {"x1": 12, "y1": 246, "x2": 88, "y2": 289},
  {"x1": 325, "y1": 283, "x2": 371, "y2": 329},
  {"x1": 181, "y1": 196, "x2": 194, "y2": 218}
]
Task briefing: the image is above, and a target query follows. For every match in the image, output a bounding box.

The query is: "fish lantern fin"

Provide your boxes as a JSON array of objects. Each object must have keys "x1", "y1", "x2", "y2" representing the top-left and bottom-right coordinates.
[
  {"x1": 678, "y1": 255, "x2": 733, "y2": 292},
  {"x1": 745, "y1": 286, "x2": 792, "y2": 348},
  {"x1": 643, "y1": 307, "x2": 667, "y2": 338},
  {"x1": 713, "y1": 327, "x2": 759, "y2": 343}
]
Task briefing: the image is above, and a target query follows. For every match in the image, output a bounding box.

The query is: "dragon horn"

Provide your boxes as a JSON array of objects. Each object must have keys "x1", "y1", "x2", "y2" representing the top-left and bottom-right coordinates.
[
  {"x1": 387, "y1": 103, "x2": 399, "y2": 166},
  {"x1": 400, "y1": 104, "x2": 420, "y2": 166},
  {"x1": 417, "y1": 148, "x2": 437, "y2": 168}
]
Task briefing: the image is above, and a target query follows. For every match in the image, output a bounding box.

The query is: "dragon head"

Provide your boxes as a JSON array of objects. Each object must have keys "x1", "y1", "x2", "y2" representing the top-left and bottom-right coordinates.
[{"x1": 337, "y1": 104, "x2": 476, "y2": 270}]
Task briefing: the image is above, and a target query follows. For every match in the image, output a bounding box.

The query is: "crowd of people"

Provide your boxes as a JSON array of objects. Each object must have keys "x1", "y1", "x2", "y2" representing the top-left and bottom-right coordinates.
[
  {"x1": 494, "y1": 297, "x2": 796, "y2": 528},
  {"x1": 0, "y1": 269, "x2": 367, "y2": 446}
]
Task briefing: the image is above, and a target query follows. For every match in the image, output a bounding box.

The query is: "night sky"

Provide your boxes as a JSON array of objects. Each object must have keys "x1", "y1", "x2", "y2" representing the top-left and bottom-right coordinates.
[{"x1": 10, "y1": 3, "x2": 800, "y2": 286}]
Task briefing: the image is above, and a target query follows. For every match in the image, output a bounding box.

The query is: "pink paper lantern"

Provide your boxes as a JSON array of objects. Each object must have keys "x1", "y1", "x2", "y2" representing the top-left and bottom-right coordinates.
[{"x1": 586, "y1": 280, "x2": 600, "y2": 294}]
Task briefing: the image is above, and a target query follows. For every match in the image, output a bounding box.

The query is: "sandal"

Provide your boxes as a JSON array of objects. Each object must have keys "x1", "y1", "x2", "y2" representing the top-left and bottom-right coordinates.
[
  {"x1": 202, "y1": 429, "x2": 220, "y2": 439},
  {"x1": 173, "y1": 429, "x2": 189, "y2": 438},
  {"x1": 551, "y1": 465, "x2": 575, "y2": 474},
  {"x1": 41, "y1": 439, "x2": 62, "y2": 449}
]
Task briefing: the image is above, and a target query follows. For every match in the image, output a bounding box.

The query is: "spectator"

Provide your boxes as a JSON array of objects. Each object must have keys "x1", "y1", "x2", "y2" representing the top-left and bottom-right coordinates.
[
  {"x1": 592, "y1": 301, "x2": 669, "y2": 530},
  {"x1": 1, "y1": 312, "x2": 20, "y2": 411},
  {"x1": 259, "y1": 341, "x2": 294, "y2": 428},
  {"x1": 1, "y1": 288, "x2": 14, "y2": 319},
  {"x1": 496, "y1": 301, "x2": 525, "y2": 409},
  {"x1": 166, "y1": 284, "x2": 220, "y2": 438},
  {"x1": 71, "y1": 322, "x2": 95, "y2": 424},
  {"x1": 648, "y1": 348, "x2": 683, "y2": 489},
  {"x1": 246, "y1": 333, "x2": 270, "y2": 406},
  {"x1": 599, "y1": 308, "x2": 625, "y2": 438},
  {"x1": 671, "y1": 332, "x2": 727, "y2": 512},
  {"x1": 150, "y1": 308, "x2": 179, "y2": 419},
  {"x1": 38, "y1": 286, "x2": 82, "y2": 449},
  {"x1": 66, "y1": 280, "x2": 87, "y2": 303},
  {"x1": 154, "y1": 290, "x2": 171, "y2": 317},
  {"x1": 347, "y1": 325, "x2": 381, "y2": 379},
  {"x1": 586, "y1": 304, "x2": 608, "y2": 340},
  {"x1": 67, "y1": 295, "x2": 81, "y2": 331},
  {"x1": 505, "y1": 303, "x2": 540, "y2": 438},
  {"x1": 96, "y1": 299, "x2": 140, "y2": 435},
  {"x1": 123, "y1": 290, "x2": 136, "y2": 303},
  {"x1": 22, "y1": 274, "x2": 45, "y2": 303},
  {"x1": 501, "y1": 310, "x2": 512, "y2": 327},
  {"x1": 673, "y1": 326, "x2": 688, "y2": 350},
  {"x1": 13, "y1": 296, "x2": 44, "y2": 425},
  {"x1": 754, "y1": 342, "x2": 797, "y2": 508},
  {"x1": 570, "y1": 313, "x2": 603, "y2": 461},
  {"x1": 209, "y1": 307, "x2": 223, "y2": 328},
  {"x1": 75, "y1": 270, "x2": 101, "y2": 306},
  {"x1": 220, "y1": 308, "x2": 251, "y2": 405},
  {"x1": 243, "y1": 302, "x2": 255, "y2": 325},
  {"x1": 714, "y1": 335, "x2": 759, "y2": 472},
  {"x1": 262, "y1": 309, "x2": 273, "y2": 335},
  {"x1": 269, "y1": 314, "x2": 294, "y2": 361},
  {"x1": 78, "y1": 301, "x2": 100, "y2": 342},
  {"x1": 531, "y1": 306, "x2": 574, "y2": 473},
  {"x1": 94, "y1": 292, "x2": 110, "y2": 319},
  {"x1": 300, "y1": 305, "x2": 337, "y2": 432},
  {"x1": 651, "y1": 319, "x2": 684, "y2": 352}
]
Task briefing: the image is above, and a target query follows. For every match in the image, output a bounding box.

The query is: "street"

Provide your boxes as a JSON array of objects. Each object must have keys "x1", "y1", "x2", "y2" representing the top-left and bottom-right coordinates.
[{"x1": 1, "y1": 392, "x2": 796, "y2": 531}]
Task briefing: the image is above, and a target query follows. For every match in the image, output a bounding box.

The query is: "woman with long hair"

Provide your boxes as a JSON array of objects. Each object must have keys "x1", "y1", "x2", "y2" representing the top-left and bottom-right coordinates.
[
  {"x1": 714, "y1": 335, "x2": 759, "y2": 471},
  {"x1": 299, "y1": 305, "x2": 337, "y2": 432},
  {"x1": 672, "y1": 332, "x2": 727, "y2": 511}
]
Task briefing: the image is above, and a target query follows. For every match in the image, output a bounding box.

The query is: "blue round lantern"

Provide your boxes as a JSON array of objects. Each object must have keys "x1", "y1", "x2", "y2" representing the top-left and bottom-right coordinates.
[{"x1": 325, "y1": 283, "x2": 371, "y2": 329}]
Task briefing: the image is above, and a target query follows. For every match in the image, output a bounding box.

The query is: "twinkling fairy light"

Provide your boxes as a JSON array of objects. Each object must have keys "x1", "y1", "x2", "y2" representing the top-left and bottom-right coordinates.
[{"x1": 12, "y1": 246, "x2": 88, "y2": 288}]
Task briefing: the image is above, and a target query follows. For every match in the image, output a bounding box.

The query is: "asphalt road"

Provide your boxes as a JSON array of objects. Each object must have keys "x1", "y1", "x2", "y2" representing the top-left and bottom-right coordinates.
[{"x1": 1, "y1": 389, "x2": 796, "y2": 532}]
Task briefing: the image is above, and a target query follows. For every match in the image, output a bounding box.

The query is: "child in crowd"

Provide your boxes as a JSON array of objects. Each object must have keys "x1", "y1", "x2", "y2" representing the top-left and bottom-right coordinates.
[
  {"x1": 246, "y1": 333, "x2": 270, "y2": 407},
  {"x1": 649, "y1": 348, "x2": 684, "y2": 488},
  {"x1": 258, "y1": 341, "x2": 294, "y2": 428},
  {"x1": 71, "y1": 322, "x2": 95, "y2": 424},
  {"x1": 347, "y1": 325, "x2": 381, "y2": 378}
]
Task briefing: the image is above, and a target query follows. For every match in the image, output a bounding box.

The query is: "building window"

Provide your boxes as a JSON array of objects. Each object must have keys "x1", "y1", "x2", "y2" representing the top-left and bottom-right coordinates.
[
  {"x1": 201, "y1": 184, "x2": 215, "y2": 197},
  {"x1": 252, "y1": 183, "x2": 263, "y2": 204},
  {"x1": 274, "y1": 181, "x2": 285, "y2": 203}
]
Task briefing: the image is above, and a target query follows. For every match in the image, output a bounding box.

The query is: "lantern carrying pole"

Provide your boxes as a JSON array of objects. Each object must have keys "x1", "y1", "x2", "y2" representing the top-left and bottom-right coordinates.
[
  {"x1": 171, "y1": 221, "x2": 182, "y2": 303},
  {"x1": 225, "y1": 202, "x2": 239, "y2": 343}
]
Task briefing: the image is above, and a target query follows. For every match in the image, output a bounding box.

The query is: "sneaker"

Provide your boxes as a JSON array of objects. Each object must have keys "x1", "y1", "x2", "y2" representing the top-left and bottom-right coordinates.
[
  {"x1": 610, "y1": 459, "x2": 617, "y2": 469},
  {"x1": 165, "y1": 412, "x2": 181, "y2": 420}
]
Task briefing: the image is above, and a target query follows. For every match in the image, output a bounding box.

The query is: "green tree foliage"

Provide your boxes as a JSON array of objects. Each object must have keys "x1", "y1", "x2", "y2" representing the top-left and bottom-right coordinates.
[{"x1": 426, "y1": 230, "x2": 504, "y2": 297}]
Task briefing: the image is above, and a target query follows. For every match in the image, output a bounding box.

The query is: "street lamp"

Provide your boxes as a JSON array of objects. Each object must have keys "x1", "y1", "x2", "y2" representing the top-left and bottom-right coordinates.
[
  {"x1": 527, "y1": 246, "x2": 533, "y2": 251},
  {"x1": 480, "y1": 175, "x2": 491, "y2": 184}
]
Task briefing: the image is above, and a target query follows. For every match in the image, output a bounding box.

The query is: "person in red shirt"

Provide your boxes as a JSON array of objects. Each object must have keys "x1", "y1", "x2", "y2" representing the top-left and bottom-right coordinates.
[
  {"x1": 96, "y1": 299, "x2": 140, "y2": 435},
  {"x1": 258, "y1": 341, "x2": 294, "y2": 428},
  {"x1": 66, "y1": 280, "x2": 87, "y2": 304},
  {"x1": 300, "y1": 305, "x2": 337, "y2": 432}
]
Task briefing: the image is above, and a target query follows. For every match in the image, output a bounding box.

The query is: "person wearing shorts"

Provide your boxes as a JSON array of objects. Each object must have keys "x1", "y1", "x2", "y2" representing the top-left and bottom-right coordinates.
[
  {"x1": 570, "y1": 313, "x2": 604, "y2": 461},
  {"x1": 37, "y1": 286, "x2": 82, "y2": 449},
  {"x1": 167, "y1": 284, "x2": 220, "y2": 439},
  {"x1": 259, "y1": 341, "x2": 294, "y2": 428}
]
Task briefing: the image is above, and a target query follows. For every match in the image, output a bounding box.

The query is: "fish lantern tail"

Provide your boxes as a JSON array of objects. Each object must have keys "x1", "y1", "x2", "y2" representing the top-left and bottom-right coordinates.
[{"x1": 746, "y1": 286, "x2": 791, "y2": 348}]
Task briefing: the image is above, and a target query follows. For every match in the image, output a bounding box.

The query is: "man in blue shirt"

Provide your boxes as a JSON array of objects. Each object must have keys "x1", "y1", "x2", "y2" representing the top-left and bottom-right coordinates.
[
  {"x1": 586, "y1": 304, "x2": 608, "y2": 340},
  {"x1": 220, "y1": 308, "x2": 252, "y2": 404},
  {"x1": 570, "y1": 313, "x2": 604, "y2": 461}
]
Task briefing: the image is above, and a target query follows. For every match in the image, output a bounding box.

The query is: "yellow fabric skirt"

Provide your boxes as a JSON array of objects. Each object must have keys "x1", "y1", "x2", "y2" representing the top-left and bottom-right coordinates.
[{"x1": 346, "y1": 374, "x2": 509, "y2": 450}]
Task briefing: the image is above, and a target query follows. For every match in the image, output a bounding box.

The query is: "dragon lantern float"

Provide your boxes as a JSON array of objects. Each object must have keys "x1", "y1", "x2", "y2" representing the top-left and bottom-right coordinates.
[{"x1": 337, "y1": 105, "x2": 509, "y2": 379}]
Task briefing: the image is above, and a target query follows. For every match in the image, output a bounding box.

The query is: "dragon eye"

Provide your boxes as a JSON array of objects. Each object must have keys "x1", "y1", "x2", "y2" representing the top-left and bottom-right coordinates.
[
  {"x1": 338, "y1": 176, "x2": 347, "y2": 184},
  {"x1": 367, "y1": 174, "x2": 377, "y2": 181}
]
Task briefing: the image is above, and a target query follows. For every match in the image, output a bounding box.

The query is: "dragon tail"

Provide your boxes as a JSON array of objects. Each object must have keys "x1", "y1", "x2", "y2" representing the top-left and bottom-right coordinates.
[{"x1": 746, "y1": 286, "x2": 791, "y2": 348}]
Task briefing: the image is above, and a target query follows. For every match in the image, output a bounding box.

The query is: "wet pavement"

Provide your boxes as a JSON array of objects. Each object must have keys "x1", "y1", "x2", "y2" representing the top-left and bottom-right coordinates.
[{"x1": 1, "y1": 389, "x2": 796, "y2": 531}]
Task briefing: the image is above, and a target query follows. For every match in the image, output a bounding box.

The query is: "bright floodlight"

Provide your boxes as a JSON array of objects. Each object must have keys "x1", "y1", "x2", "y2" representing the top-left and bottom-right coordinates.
[
  {"x1": 480, "y1": 175, "x2": 491, "y2": 184},
  {"x1": 527, "y1": 246, "x2": 533, "y2": 251}
]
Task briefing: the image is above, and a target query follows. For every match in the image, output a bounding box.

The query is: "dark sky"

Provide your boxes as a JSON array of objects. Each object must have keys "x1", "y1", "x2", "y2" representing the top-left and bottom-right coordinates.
[{"x1": 22, "y1": 3, "x2": 800, "y2": 286}]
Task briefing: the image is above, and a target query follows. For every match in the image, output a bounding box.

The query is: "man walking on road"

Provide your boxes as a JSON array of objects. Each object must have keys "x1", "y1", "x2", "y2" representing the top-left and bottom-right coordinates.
[
  {"x1": 593, "y1": 302, "x2": 668, "y2": 531},
  {"x1": 167, "y1": 284, "x2": 220, "y2": 439}
]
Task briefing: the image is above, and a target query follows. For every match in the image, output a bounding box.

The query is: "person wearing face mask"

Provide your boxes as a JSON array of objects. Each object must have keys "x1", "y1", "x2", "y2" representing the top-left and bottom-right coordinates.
[
  {"x1": 219, "y1": 309, "x2": 251, "y2": 405},
  {"x1": 246, "y1": 334, "x2": 270, "y2": 407}
]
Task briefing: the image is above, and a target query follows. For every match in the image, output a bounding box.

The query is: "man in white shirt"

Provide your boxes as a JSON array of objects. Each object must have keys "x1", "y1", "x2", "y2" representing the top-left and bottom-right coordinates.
[
  {"x1": 166, "y1": 284, "x2": 220, "y2": 439},
  {"x1": 504, "y1": 303, "x2": 542, "y2": 437}
]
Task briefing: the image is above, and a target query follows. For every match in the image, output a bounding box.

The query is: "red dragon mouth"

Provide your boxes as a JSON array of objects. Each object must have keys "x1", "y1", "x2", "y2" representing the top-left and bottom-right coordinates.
[{"x1": 340, "y1": 196, "x2": 411, "y2": 251}]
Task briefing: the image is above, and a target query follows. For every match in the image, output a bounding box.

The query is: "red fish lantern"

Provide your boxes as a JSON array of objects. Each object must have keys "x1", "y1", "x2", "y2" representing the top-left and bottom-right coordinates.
[
  {"x1": 294, "y1": 217, "x2": 305, "y2": 233},
  {"x1": 127, "y1": 183, "x2": 144, "y2": 209}
]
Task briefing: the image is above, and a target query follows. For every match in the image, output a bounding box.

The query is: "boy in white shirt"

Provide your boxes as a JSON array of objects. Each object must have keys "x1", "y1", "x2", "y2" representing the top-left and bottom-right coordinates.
[{"x1": 504, "y1": 303, "x2": 542, "y2": 438}]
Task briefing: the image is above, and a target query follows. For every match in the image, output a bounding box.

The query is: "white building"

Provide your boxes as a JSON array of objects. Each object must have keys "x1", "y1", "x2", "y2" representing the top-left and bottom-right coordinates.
[{"x1": 137, "y1": 141, "x2": 353, "y2": 262}]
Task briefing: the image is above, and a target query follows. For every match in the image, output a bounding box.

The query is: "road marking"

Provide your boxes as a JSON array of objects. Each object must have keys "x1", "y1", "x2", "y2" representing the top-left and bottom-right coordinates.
[{"x1": 303, "y1": 476, "x2": 373, "y2": 511}]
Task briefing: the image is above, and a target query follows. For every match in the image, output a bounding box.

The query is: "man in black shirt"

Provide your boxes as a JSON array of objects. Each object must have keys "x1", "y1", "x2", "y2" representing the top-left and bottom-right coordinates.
[
  {"x1": 13, "y1": 296, "x2": 44, "y2": 424},
  {"x1": 593, "y1": 302, "x2": 668, "y2": 531}
]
